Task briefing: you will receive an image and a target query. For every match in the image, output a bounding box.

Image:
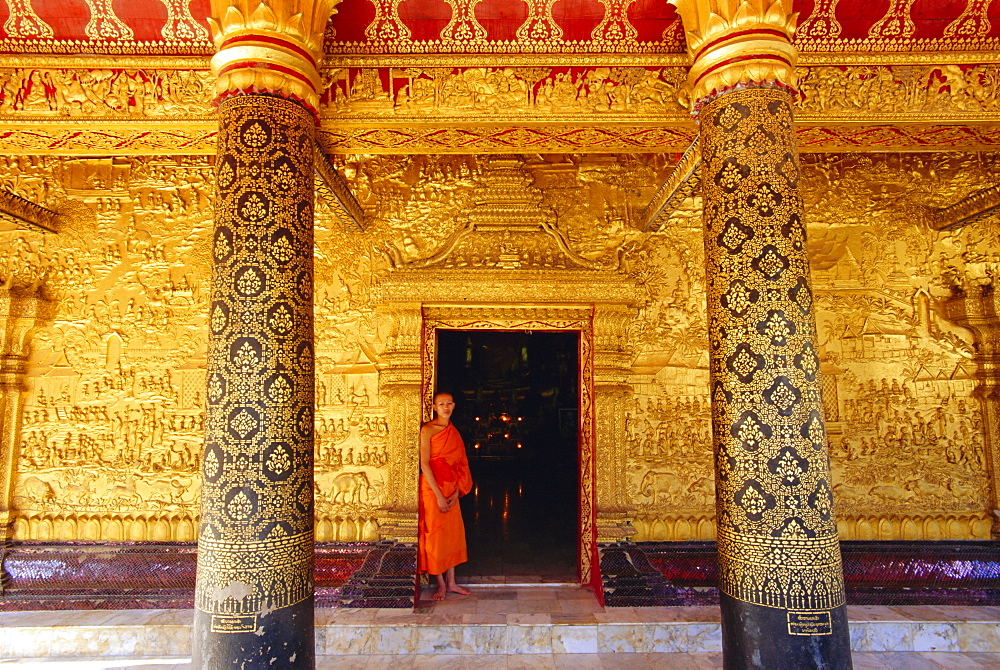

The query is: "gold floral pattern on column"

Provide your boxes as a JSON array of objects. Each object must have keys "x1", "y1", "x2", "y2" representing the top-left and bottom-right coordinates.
[
  {"x1": 195, "y1": 94, "x2": 316, "y2": 632},
  {"x1": 701, "y1": 86, "x2": 844, "y2": 612}
]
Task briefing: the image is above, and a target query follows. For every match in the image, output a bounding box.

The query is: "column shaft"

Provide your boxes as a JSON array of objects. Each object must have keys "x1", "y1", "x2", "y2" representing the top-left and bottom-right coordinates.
[
  {"x1": 700, "y1": 86, "x2": 851, "y2": 669},
  {"x1": 194, "y1": 94, "x2": 316, "y2": 668}
]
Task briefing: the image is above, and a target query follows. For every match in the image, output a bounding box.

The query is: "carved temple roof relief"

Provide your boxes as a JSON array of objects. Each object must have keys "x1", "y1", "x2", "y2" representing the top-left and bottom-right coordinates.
[
  {"x1": 393, "y1": 155, "x2": 611, "y2": 272},
  {"x1": 377, "y1": 155, "x2": 641, "y2": 305}
]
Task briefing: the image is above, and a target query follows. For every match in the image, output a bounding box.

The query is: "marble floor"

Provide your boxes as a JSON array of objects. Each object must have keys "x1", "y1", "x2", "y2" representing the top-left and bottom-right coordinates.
[
  {"x1": 3, "y1": 651, "x2": 1000, "y2": 668},
  {"x1": 3, "y1": 586, "x2": 1000, "y2": 668}
]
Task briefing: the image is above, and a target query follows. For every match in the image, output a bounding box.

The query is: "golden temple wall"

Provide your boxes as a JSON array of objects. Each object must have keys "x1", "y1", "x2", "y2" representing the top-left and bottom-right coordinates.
[{"x1": 1, "y1": 151, "x2": 996, "y2": 543}]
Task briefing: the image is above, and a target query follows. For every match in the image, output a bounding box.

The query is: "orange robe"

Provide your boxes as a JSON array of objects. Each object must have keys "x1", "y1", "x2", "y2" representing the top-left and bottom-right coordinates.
[{"x1": 418, "y1": 422, "x2": 473, "y2": 575}]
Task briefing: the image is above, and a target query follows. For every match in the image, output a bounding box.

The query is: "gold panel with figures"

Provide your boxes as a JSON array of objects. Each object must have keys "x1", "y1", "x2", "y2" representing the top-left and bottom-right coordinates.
[{"x1": 0, "y1": 151, "x2": 997, "y2": 543}]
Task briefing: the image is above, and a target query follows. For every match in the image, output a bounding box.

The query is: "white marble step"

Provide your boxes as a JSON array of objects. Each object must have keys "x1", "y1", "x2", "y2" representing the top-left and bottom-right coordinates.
[{"x1": 2, "y1": 605, "x2": 1000, "y2": 660}]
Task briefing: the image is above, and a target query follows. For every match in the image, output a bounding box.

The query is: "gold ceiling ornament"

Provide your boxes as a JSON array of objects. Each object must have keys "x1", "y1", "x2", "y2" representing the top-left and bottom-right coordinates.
[
  {"x1": 208, "y1": 0, "x2": 343, "y2": 114},
  {"x1": 668, "y1": 0, "x2": 798, "y2": 110}
]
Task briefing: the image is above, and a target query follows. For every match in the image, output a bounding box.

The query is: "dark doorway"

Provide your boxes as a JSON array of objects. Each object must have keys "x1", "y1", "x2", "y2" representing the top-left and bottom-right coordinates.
[{"x1": 436, "y1": 329, "x2": 579, "y2": 582}]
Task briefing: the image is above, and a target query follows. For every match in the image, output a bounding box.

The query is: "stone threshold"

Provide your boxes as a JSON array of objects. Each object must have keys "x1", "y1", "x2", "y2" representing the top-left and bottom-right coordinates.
[{"x1": 2, "y1": 605, "x2": 1000, "y2": 659}]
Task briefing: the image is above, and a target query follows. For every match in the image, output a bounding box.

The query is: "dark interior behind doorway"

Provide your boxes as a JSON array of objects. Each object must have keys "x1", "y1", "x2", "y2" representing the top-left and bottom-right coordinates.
[{"x1": 435, "y1": 329, "x2": 580, "y2": 581}]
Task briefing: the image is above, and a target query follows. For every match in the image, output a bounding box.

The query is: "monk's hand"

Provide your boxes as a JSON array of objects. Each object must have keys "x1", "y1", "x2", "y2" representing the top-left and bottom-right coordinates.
[
  {"x1": 436, "y1": 495, "x2": 450, "y2": 513},
  {"x1": 446, "y1": 492, "x2": 459, "y2": 509}
]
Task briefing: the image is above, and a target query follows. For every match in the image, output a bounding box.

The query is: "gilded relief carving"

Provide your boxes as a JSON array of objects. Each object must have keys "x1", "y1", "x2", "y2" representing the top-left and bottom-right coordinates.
[
  {"x1": 4, "y1": 62, "x2": 1000, "y2": 156},
  {"x1": 798, "y1": 64, "x2": 1000, "y2": 117},
  {"x1": 0, "y1": 67, "x2": 214, "y2": 116},
  {"x1": 321, "y1": 66, "x2": 688, "y2": 118},
  {"x1": 6, "y1": 63, "x2": 1000, "y2": 123},
  {"x1": 1, "y1": 150, "x2": 997, "y2": 544}
]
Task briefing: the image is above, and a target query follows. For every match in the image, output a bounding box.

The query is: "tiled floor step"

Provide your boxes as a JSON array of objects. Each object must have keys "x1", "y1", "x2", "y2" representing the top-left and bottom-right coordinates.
[{"x1": 2, "y1": 586, "x2": 999, "y2": 662}]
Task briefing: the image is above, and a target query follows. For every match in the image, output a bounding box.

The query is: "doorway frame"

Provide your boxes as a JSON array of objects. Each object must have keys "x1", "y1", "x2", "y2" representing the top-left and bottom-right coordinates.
[{"x1": 420, "y1": 304, "x2": 599, "y2": 591}]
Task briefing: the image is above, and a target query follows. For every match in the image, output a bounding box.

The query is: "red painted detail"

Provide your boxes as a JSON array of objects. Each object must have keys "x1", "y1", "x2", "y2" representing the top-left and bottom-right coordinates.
[
  {"x1": 551, "y1": 0, "x2": 605, "y2": 42},
  {"x1": 218, "y1": 60, "x2": 316, "y2": 92},
  {"x1": 795, "y1": 0, "x2": 818, "y2": 26},
  {"x1": 0, "y1": 2, "x2": 10, "y2": 39},
  {"x1": 474, "y1": 0, "x2": 528, "y2": 43},
  {"x1": 694, "y1": 27, "x2": 790, "y2": 61},
  {"x1": 329, "y1": 0, "x2": 376, "y2": 44},
  {"x1": 34, "y1": 0, "x2": 92, "y2": 41},
  {"x1": 627, "y1": 0, "x2": 679, "y2": 43},
  {"x1": 912, "y1": 0, "x2": 966, "y2": 39},
  {"x1": 832, "y1": 0, "x2": 891, "y2": 40},
  {"x1": 112, "y1": 0, "x2": 167, "y2": 42},
  {"x1": 692, "y1": 53, "x2": 792, "y2": 91},
  {"x1": 188, "y1": 0, "x2": 212, "y2": 34},
  {"x1": 220, "y1": 34, "x2": 317, "y2": 68},
  {"x1": 397, "y1": 0, "x2": 452, "y2": 42}
]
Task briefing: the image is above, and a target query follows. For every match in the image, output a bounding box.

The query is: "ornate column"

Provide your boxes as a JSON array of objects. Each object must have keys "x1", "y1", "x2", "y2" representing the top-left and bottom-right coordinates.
[
  {"x1": 195, "y1": 0, "x2": 339, "y2": 666},
  {"x1": 669, "y1": 1, "x2": 851, "y2": 667},
  {"x1": 942, "y1": 284, "x2": 1000, "y2": 537},
  {"x1": 593, "y1": 303, "x2": 637, "y2": 541},
  {"x1": 0, "y1": 289, "x2": 45, "y2": 590},
  {"x1": 375, "y1": 301, "x2": 423, "y2": 541}
]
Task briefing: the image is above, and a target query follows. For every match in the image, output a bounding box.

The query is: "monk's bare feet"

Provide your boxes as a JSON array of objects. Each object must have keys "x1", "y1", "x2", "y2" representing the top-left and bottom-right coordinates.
[
  {"x1": 447, "y1": 584, "x2": 471, "y2": 596},
  {"x1": 431, "y1": 586, "x2": 447, "y2": 601}
]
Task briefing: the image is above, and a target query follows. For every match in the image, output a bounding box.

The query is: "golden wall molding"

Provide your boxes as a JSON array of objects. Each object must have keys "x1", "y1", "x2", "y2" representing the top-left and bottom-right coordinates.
[
  {"x1": 23, "y1": 49, "x2": 1000, "y2": 73},
  {"x1": 942, "y1": 285, "x2": 1000, "y2": 536},
  {"x1": 642, "y1": 138, "x2": 701, "y2": 232},
  {"x1": 373, "y1": 301, "x2": 422, "y2": 542},
  {"x1": 0, "y1": 188, "x2": 58, "y2": 233},
  {"x1": 4, "y1": 122, "x2": 1000, "y2": 156},
  {"x1": 2, "y1": 62, "x2": 1000, "y2": 155},
  {"x1": 932, "y1": 184, "x2": 1000, "y2": 231},
  {"x1": 7, "y1": 51, "x2": 1000, "y2": 72},
  {"x1": 7, "y1": 64, "x2": 1000, "y2": 123}
]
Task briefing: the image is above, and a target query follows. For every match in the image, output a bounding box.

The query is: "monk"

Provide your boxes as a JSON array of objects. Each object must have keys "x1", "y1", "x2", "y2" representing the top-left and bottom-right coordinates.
[{"x1": 418, "y1": 392, "x2": 473, "y2": 600}]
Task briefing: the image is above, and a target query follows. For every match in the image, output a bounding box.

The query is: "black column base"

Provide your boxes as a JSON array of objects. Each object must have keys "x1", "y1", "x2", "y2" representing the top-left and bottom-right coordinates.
[
  {"x1": 193, "y1": 597, "x2": 314, "y2": 669},
  {"x1": 720, "y1": 593, "x2": 853, "y2": 670}
]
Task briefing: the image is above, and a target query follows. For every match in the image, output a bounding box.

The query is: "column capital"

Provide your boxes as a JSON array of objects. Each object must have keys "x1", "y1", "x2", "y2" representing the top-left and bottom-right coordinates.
[
  {"x1": 668, "y1": 0, "x2": 798, "y2": 111},
  {"x1": 209, "y1": 0, "x2": 342, "y2": 115}
]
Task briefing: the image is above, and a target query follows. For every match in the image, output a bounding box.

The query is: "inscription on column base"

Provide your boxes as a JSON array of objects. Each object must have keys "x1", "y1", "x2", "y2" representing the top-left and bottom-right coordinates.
[
  {"x1": 720, "y1": 594, "x2": 851, "y2": 670},
  {"x1": 787, "y1": 610, "x2": 832, "y2": 636}
]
